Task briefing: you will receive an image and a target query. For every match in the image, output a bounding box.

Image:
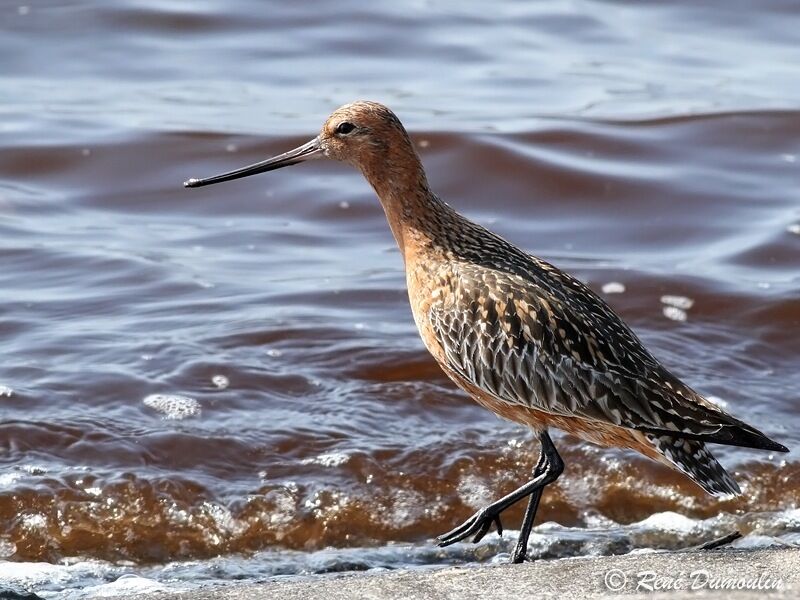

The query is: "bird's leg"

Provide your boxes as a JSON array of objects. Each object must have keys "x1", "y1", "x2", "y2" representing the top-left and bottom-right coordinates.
[
  {"x1": 511, "y1": 431, "x2": 562, "y2": 563},
  {"x1": 437, "y1": 431, "x2": 563, "y2": 550}
]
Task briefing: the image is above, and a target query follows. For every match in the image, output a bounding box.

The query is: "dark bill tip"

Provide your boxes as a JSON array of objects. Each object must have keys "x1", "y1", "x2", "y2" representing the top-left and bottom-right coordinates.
[{"x1": 183, "y1": 137, "x2": 322, "y2": 189}]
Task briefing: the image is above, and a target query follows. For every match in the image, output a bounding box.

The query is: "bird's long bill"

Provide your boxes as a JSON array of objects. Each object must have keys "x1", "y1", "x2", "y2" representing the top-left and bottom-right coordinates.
[{"x1": 183, "y1": 137, "x2": 322, "y2": 188}]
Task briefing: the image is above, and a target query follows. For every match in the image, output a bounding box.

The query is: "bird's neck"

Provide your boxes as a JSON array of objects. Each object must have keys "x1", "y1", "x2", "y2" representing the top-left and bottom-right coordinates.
[{"x1": 358, "y1": 145, "x2": 454, "y2": 262}]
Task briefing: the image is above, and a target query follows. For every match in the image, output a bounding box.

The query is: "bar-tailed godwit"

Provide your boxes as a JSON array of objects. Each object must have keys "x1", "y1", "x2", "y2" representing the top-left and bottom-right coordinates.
[{"x1": 185, "y1": 101, "x2": 788, "y2": 563}]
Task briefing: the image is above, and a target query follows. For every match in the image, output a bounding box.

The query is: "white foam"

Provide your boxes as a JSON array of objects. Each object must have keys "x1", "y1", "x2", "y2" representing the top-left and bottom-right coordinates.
[
  {"x1": 0, "y1": 538, "x2": 16, "y2": 557},
  {"x1": 0, "y1": 385, "x2": 12, "y2": 397},
  {"x1": 143, "y1": 394, "x2": 201, "y2": 420},
  {"x1": 83, "y1": 574, "x2": 170, "y2": 597},
  {"x1": 602, "y1": 282, "x2": 626, "y2": 294},
  {"x1": 375, "y1": 489, "x2": 427, "y2": 529},
  {"x1": 775, "y1": 507, "x2": 800, "y2": 528},
  {"x1": 301, "y1": 451, "x2": 350, "y2": 468},
  {"x1": 787, "y1": 223, "x2": 800, "y2": 235},
  {"x1": 457, "y1": 474, "x2": 492, "y2": 510},
  {"x1": 266, "y1": 491, "x2": 297, "y2": 528},
  {"x1": 21, "y1": 513, "x2": 47, "y2": 531},
  {"x1": 662, "y1": 306, "x2": 687, "y2": 322},
  {"x1": 0, "y1": 472, "x2": 22, "y2": 486},
  {"x1": 660, "y1": 295, "x2": 694, "y2": 309},
  {"x1": 633, "y1": 511, "x2": 699, "y2": 533},
  {"x1": 23, "y1": 464, "x2": 48, "y2": 475},
  {"x1": 202, "y1": 502, "x2": 246, "y2": 537},
  {"x1": 212, "y1": 374, "x2": 229, "y2": 389},
  {"x1": 0, "y1": 560, "x2": 74, "y2": 587}
]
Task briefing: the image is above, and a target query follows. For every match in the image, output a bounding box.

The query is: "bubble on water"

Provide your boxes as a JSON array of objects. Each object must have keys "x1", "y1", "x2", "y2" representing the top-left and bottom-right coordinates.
[
  {"x1": 143, "y1": 394, "x2": 201, "y2": 420},
  {"x1": 561, "y1": 471, "x2": 607, "y2": 507},
  {"x1": 787, "y1": 224, "x2": 800, "y2": 235},
  {"x1": 662, "y1": 306, "x2": 687, "y2": 322},
  {"x1": 263, "y1": 490, "x2": 297, "y2": 528},
  {"x1": 140, "y1": 354, "x2": 153, "y2": 361},
  {"x1": 202, "y1": 502, "x2": 246, "y2": 537},
  {"x1": 225, "y1": 143, "x2": 238, "y2": 153},
  {"x1": 301, "y1": 451, "x2": 350, "y2": 468},
  {"x1": 602, "y1": 282, "x2": 626, "y2": 294},
  {"x1": 303, "y1": 489, "x2": 347, "y2": 515},
  {"x1": 417, "y1": 139, "x2": 430, "y2": 148},
  {"x1": 660, "y1": 295, "x2": 694, "y2": 310},
  {"x1": 457, "y1": 473, "x2": 492, "y2": 510},
  {"x1": 0, "y1": 538, "x2": 16, "y2": 557},
  {"x1": 379, "y1": 488, "x2": 425, "y2": 528},
  {"x1": 81, "y1": 147, "x2": 91, "y2": 156},
  {"x1": 338, "y1": 200, "x2": 350, "y2": 209},
  {"x1": 21, "y1": 513, "x2": 47, "y2": 531},
  {"x1": 266, "y1": 348, "x2": 282, "y2": 358},
  {"x1": 0, "y1": 472, "x2": 22, "y2": 486},
  {"x1": 757, "y1": 282, "x2": 771, "y2": 289},
  {"x1": 18, "y1": 6, "x2": 30, "y2": 15},
  {"x1": 354, "y1": 322, "x2": 366, "y2": 330},
  {"x1": 85, "y1": 486, "x2": 102, "y2": 497},
  {"x1": 23, "y1": 464, "x2": 47, "y2": 475},
  {"x1": 212, "y1": 375, "x2": 229, "y2": 389},
  {"x1": 0, "y1": 385, "x2": 12, "y2": 397},
  {"x1": 781, "y1": 153, "x2": 797, "y2": 163}
]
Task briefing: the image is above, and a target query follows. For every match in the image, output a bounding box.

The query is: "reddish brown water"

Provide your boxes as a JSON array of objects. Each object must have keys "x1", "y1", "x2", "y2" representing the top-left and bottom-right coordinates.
[{"x1": 1, "y1": 0, "x2": 799, "y2": 596}]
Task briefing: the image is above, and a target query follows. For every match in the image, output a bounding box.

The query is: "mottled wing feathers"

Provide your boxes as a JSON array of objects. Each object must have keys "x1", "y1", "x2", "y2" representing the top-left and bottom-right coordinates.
[{"x1": 428, "y1": 258, "x2": 786, "y2": 452}]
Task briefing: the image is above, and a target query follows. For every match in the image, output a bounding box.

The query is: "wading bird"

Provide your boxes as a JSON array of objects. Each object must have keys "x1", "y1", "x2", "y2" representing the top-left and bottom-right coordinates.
[{"x1": 185, "y1": 101, "x2": 788, "y2": 563}]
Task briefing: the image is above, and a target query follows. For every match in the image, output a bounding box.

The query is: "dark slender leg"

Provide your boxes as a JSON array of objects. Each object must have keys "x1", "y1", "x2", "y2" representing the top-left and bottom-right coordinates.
[
  {"x1": 437, "y1": 430, "x2": 563, "y2": 553},
  {"x1": 511, "y1": 431, "x2": 562, "y2": 563},
  {"x1": 512, "y1": 488, "x2": 543, "y2": 563}
]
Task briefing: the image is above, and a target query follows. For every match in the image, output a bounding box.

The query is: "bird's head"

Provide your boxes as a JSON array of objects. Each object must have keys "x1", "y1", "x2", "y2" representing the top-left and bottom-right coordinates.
[{"x1": 184, "y1": 101, "x2": 415, "y2": 188}]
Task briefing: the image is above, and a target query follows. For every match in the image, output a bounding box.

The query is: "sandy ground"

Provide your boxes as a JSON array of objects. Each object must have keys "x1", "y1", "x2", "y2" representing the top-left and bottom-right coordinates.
[{"x1": 124, "y1": 547, "x2": 798, "y2": 600}]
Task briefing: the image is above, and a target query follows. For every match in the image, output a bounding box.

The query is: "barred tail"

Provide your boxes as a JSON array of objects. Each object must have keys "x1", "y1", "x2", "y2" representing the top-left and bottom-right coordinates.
[{"x1": 646, "y1": 434, "x2": 741, "y2": 497}]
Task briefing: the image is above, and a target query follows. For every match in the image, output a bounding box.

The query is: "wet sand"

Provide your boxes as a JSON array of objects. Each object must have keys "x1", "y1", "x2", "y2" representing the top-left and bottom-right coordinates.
[{"x1": 124, "y1": 547, "x2": 798, "y2": 599}]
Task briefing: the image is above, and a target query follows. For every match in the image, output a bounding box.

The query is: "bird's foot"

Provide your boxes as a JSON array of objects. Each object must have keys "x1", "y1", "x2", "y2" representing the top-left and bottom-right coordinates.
[
  {"x1": 436, "y1": 508, "x2": 503, "y2": 547},
  {"x1": 510, "y1": 543, "x2": 529, "y2": 564}
]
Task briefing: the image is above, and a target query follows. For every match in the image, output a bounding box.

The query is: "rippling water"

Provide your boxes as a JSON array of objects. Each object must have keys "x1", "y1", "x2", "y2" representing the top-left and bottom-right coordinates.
[{"x1": 1, "y1": 0, "x2": 799, "y2": 597}]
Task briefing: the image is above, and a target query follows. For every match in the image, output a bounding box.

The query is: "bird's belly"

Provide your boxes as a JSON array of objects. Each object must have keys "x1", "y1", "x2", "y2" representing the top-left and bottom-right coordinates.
[{"x1": 441, "y1": 363, "x2": 664, "y2": 462}]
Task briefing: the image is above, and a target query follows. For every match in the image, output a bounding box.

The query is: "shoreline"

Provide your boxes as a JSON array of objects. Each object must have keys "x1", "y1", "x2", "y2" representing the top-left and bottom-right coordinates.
[{"x1": 124, "y1": 547, "x2": 799, "y2": 600}]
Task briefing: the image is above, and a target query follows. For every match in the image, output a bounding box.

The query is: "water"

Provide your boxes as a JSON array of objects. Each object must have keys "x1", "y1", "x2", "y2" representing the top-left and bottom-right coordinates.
[{"x1": 1, "y1": 0, "x2": 799, "y2": 596}]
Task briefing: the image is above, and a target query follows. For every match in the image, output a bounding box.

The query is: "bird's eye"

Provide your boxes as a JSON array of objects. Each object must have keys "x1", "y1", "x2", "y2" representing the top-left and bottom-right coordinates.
[{"x1": 336, "y1": 122, "x2": 356, "y2": 135}]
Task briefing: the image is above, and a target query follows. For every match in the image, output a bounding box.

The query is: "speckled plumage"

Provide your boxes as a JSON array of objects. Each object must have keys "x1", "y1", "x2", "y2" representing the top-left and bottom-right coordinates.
[
  {"x1": 400, "y1": 188, "x2": 784, "y2": 496},
  {"x1": 185, "y1": 100, "x2": 788, "y2": 560}
]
